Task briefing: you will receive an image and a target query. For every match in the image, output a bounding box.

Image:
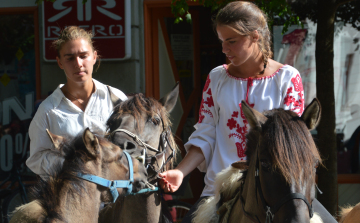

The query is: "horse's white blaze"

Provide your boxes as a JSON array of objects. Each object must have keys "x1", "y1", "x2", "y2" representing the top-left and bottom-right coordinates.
[{"x1": 193, "y1": 166, "x2": 244, "y2": 223}]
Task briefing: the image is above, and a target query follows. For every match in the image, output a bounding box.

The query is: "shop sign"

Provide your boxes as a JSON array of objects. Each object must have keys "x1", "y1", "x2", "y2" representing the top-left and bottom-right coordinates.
[{"x1": 42, "y1": 0, "x2": 131, "y2": 61}]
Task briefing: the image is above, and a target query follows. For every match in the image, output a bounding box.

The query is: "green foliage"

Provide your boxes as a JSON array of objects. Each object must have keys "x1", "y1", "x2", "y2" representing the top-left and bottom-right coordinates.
[
  {"x1": 170, "y1": 0, "x2": 303, "y2": 34},
  {"x1": 289, "y1": 0, "x2": 360, "y2": 31}
]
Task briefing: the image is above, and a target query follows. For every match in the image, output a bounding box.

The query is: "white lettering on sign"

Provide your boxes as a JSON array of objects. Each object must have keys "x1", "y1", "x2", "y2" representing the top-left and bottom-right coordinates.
[
  {"x1": 48, "y1": 0, "x2": 121, "y2": 22},
  {"x1": 0, "y1": 132, "x2": 29, "y2": 172},
  {"x1": 48, "y1": 26, "x2": 61, "y2": 37},
  {"x1": 46, "y1": 25, "x2": 124, "y2": 38},
  {"x1": 109, "y1": 25, "x2": 123, "y2": 36},
  {"x1": 1, "y1": 93, "x2": 34, "y2": 126}
]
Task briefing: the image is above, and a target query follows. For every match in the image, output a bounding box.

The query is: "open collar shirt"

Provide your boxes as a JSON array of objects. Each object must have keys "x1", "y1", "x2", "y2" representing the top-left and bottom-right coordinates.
[{"x1": 26, "y1": 79, "x2": 127, "y2": 177}]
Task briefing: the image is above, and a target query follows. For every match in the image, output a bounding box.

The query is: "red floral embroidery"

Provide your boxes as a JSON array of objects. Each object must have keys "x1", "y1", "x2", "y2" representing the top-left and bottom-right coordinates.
[
  {"x1": 236, "y1": 142, "x2": 246, "y2": 159},
  {"x1": 198, "y1": 114, "x2": 205, "y2": 123},
  {"x1": 284, "y1": 74, "x2": 304, "y2": 115},
  {"x1": 227, "y1": 118, "x2": 237, "y2": 130},
  {"x1": 203, "y1": 75, "x2": 211, "y2": 92},
  {"x1": 204, "y1": 96, "x2": 214, "y2": 107},
  {"x1": 232, "y1": 111, "x2": 239, "y2": 118},
  {"x1": 198, "y1": 77, "x2": 214, "y2": 123},
  {"x1": 292, "y1": 74, "x2": 303, "y2": 92},
  {"x1": 226, "y1": 103, "x2": 255, "y2": 159}
]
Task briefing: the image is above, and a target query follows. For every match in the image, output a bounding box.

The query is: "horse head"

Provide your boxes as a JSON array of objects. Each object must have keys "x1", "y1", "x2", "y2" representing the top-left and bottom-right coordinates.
[
  {"x1": 106, "y1": 84, "x2": 179, "y2": 184},
  {"x1": 45, "y1": 128, "x2": 148, "y2": 201},
  {"x1": 240, "y1": 98, "x2": 322, "y2": 222}
]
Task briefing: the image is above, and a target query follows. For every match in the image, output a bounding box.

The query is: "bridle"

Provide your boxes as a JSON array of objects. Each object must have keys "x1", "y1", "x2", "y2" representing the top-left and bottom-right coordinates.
[
  {"x1": 239, "y1": 148, "x2": 315, "y2": 223},
  {"x1": 77, "y1": 151, "x2": 154, "y2": 203},
  {"x1": 108, "y1": 120, "x2": 175, "y2": 182}
]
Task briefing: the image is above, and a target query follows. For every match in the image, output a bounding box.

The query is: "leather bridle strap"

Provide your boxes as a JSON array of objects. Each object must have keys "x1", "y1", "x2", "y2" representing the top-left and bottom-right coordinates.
[
  {"x1": 254, "y1": 153, "x2": 314, "y2": 222},
  {"x1": 238, "y1": 181, "x2": 261, "y2": 223},
  {"x1": 109, "y1": 128, "x2": 159, "y2": 152}
]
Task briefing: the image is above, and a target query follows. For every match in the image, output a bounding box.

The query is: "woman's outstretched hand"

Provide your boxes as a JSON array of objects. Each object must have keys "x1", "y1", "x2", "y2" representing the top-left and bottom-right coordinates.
[
  {"x1": 158, "y1": 169, "x2": 184, "y2": 193},
  {"x1": 159, "y1": 146, "x2": 205, "y2": 193}
]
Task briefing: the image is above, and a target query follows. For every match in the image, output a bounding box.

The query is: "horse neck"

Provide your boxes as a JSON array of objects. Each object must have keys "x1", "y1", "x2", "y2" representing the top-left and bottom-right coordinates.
[
  {"x1": 108, "y1": 192, "x2": 162, "y2": 223},
  {"x1": 55, "y1": 180, "x2": 101, "y2": 223}
]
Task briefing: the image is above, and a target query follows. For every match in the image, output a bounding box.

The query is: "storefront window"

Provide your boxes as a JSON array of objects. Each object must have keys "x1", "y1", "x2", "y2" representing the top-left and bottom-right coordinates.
[
  {"x1": 0, "y1": 13, "x2": 36, "y2": 177},
  {"x1": 273, "y1": 20, "x2": 360, "y2": 175}
]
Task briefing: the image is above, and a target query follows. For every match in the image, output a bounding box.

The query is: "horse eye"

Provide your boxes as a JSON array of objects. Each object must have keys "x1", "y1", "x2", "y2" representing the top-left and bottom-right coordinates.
[
  {"x1": 261, "y1": 161, "x2": 271, "y2": 169},
  {"x1": 149, "y1": 117, "x2": 160, "y2": 125}
]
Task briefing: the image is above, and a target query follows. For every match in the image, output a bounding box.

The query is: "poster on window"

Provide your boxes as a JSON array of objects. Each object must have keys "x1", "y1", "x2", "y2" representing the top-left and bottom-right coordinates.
[
  {"x1": 0, "y1": 14, "x2": 36, "y2": 177},
  {"x1": 273, "y1": 21, "x2": 360, "y2": 174}
]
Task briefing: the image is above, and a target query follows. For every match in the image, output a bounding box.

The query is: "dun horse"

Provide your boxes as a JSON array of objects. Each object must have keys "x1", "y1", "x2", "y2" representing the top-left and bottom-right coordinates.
[
  {"x1": 194, "y1": 99, "x2": 326, "y2": 223},
  {"x1": 9, "y1": 128, "x2": 148, "y2": 223},
  {"x1": 99, "y1": 84, "x2": 179, "y2": 223}
]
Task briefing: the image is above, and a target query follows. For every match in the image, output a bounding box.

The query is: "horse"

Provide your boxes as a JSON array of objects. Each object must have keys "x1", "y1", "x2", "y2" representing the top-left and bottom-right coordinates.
[
  {"x1": 98, "y1": 84, "x2": 179, "y2": 223},
  {"x1": 9, "y1": 128, "x2": 148, "y2": 223},
  {"x1": 193, "y1": 98, "x2": 326, "y2": 223},
  {"x1": 339, "y1": 202, "x2": 360, "y2": 223}
]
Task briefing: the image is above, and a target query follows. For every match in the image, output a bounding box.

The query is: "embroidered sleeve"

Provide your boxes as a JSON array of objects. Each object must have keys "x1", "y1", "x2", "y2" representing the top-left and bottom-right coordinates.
[
  {"x1": 184, "y1": 74, "x2": 217, "y2": 172},
  {"x1": 283, "y1": 73, "x2": 305, "y2": 116},
  {"x1": 198, "y1": 75, "x2": 214, "y2": 124}
]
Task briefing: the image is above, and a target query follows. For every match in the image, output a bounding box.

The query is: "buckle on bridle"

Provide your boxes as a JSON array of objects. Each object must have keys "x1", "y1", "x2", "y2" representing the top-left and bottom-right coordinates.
[{"x1": 266, "y1": 206, "x2": 274, "y2": 223}]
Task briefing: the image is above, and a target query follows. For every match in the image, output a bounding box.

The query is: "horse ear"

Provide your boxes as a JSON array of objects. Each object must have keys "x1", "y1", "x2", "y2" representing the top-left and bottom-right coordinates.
[
  {"x1": 46, "y1": 129, "x2": 64, "y2": 150},
  {"x1": 107, "y1": 85, "x2": 122, "y2": 107},
  {"x1": 301, "y1": 98, "x2": 321, "y2": 131},
  {"x1": 82, "y1": 128, "x2": 100, "y2": 157},
  {"x1": 159, "y1": 82, "x2": 179, "y2": 113},
  {"x1": 231, "y1": 160, "x2": 248, "y2": 170},
  {"x1": 241, "y1": 100, "x2": 267, "y2": 130}
]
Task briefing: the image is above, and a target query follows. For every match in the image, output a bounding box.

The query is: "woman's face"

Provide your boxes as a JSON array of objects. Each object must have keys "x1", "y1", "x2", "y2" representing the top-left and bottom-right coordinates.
[
  {"x1": 216, "y1": 25, "x2": 257, "y2": 67},
  {"x1": 56, "y1": 38, "x2": 97, "y2": 84}
]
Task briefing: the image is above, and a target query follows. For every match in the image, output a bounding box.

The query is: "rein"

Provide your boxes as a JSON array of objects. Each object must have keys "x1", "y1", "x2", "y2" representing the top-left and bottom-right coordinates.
[
  {"x1": 77, "y1": 151, "x2": 158, "y2": 203},
  {"x1": 239, "y1": 149, "x2": 314, "y2": 223}
]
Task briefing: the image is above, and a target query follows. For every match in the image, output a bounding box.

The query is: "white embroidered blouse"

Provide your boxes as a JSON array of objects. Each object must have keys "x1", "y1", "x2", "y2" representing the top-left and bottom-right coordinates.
[{"x1": 184, "y1": 64, "x2": 305, "y2": 197}]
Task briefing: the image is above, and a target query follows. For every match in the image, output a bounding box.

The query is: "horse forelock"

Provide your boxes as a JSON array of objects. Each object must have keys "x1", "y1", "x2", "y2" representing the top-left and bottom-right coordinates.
[{"x1": 246, "y1": 109, "x2": 321, "y2": 186}]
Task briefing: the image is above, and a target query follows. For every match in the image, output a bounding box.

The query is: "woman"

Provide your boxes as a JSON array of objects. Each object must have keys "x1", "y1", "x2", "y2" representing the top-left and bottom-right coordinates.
[{"x1": 26, "y1": 26, "x2": 127, "y2": 177}]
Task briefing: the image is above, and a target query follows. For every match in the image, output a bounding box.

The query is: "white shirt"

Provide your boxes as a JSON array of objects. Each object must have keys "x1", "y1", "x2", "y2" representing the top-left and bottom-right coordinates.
[
  {"x1": 184, "y1": 64, "x2": 305, "y2": 197},
  {"x1": 26, "y1": 79, "x2": 127, "y2": 177}
]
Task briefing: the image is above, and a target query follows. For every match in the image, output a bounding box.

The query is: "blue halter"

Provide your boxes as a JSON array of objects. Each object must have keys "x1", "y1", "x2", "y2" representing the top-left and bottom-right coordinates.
[
  {"x1": 77, "y1": 151, "x2": 159, "y2": 203},
  {"x1": 77, "y1": 151, "x2": 134, "y2": 203}
]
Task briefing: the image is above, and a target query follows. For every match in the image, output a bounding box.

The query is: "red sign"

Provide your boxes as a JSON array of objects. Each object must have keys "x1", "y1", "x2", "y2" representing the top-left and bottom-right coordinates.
[{"x1": 42, "y1": 0, "x2": 131, "y2": 61}]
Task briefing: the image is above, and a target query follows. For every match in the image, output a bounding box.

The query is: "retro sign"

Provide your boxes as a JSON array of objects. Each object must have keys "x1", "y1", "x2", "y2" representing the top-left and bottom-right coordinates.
[{"x1": 42, "y1": 0, "x2": 131, "y2": 61}]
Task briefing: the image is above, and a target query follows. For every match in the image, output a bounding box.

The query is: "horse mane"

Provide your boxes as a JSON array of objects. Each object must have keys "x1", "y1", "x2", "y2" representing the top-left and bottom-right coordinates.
[
  {"x1": 245, "y1": 108, "x2": 321, "y2": 185},
  {"x1": 106, "y1": 93, "x2": 178, "y2": 167},
  {"x1": 31, "y1": 132, "x2": 109, "y2": 222}
]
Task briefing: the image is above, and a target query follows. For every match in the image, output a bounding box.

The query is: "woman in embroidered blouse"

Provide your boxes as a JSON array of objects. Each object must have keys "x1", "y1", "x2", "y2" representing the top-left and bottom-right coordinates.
[
  {"x1": 26, "y1": 26, "x2": 127, "y2": 178},
  {"x1": 159, "y1": 1, "x2": 309, "y2": 221}
]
